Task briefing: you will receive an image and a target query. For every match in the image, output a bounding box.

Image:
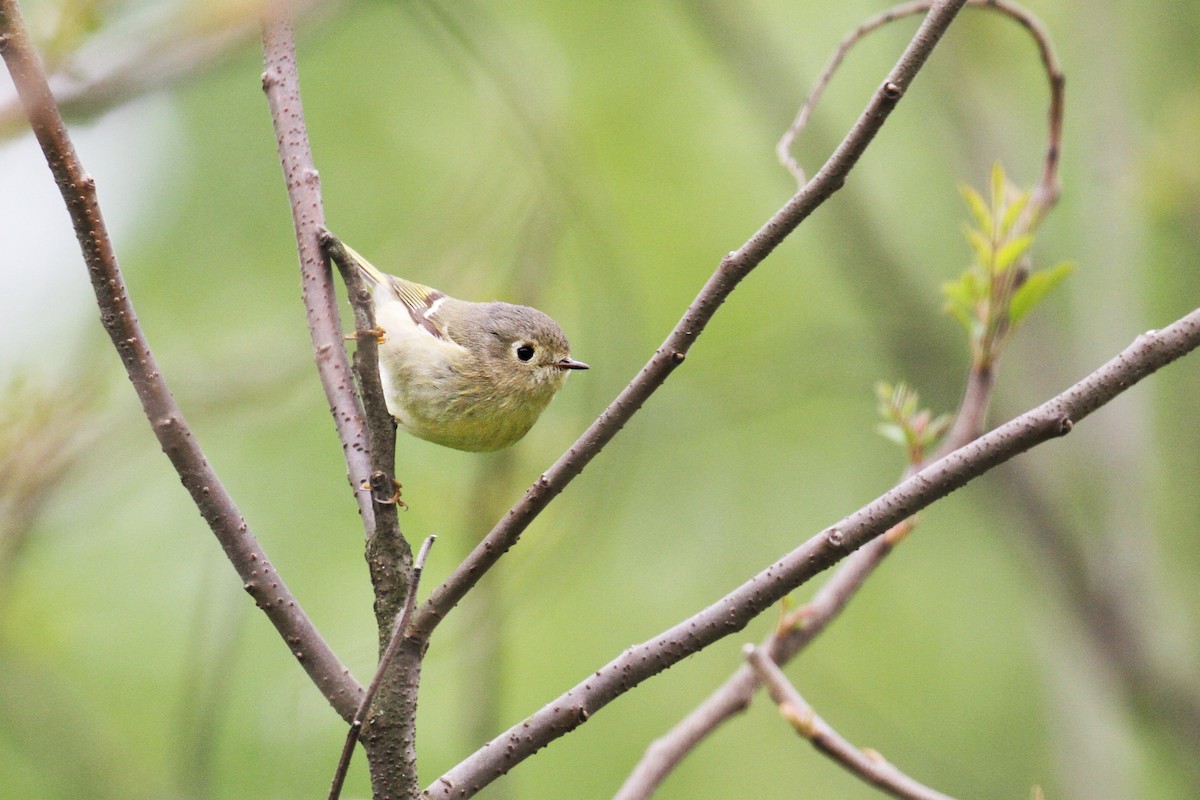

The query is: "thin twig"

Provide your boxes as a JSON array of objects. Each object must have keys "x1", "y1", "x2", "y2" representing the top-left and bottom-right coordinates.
[
  {"x1": 0, "y1": 0, "x2": 363, "y2": 720},
  {"x1": 777, "y1": 0, "x2": 1063, "y2": 224},
  {"x1": 615, "y1": 520, "x2": 913, "y2": 800},
  {"x1": 328, "y1": 534, "x2": 436, "y2": 800},
  {"x1": 260, "y1": 1, "x2": 376, "y2": 534},
  {"x1": 618, "y1": 373, "x2": 996, "y2": 798},
  {"x1": 620, "y1": 5, "x2": 1062, "y2": 792},
  {"x1": 320, "y1": 231, "x2": 398, "y2": 512},
  {"x1": 423, "y1": 305, "x2": 1200, "y2": 798},
  {"x1": 744, "y1": 645, "x2": 956, "y2": 800},
  {"x1": 411, "y1": 0, "x2": 973, "y2": 643},
  {"x1": 321, "y1": 231, "x2": 412, "y2": 622}
]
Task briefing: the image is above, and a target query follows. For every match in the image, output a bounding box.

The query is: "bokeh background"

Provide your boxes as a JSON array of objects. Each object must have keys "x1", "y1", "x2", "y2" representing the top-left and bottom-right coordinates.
[{"x1": 2, "y1": 1, "x2": 1198, "y2": 798}]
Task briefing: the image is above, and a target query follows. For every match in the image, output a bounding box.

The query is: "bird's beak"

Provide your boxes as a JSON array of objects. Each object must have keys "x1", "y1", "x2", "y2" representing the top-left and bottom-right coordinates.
[{"x1": 557, "y1": 357, "x2": 590, "y2": 370}]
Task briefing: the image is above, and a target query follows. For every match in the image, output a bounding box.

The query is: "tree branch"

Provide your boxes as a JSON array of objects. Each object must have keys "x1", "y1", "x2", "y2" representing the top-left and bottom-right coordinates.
[
  {"x1": 321, "y1": 231, "x2": 412, "y2": 622},
  {"x1": 423, "y1": 304, "x2": 1200, "y2": 797},
  {"x1": 745, "y1": 645, "x2": 956, "y2": 800},
  {"x1": 260, "y1": 2, "x2": 376, "y2": 534},
  {"x1": 620, "y1": 4, "x2": 1063, "y2": 790},
  {"x1": 777, "y1": 0, "x2": 1064, "y2": 224},
  {"x1": 0, "y1": 0, "x2": 363, "y2": 721},
  {"x1": 260, "y1": 11, "x2": 419, "y2": 792},
  {"x1": 329, "y1": 535, "x2": 435, "y2": 800},
  {"x1": 411, "y1": 0, "x2": 974, "y2": 642},
  {"x1": 615, "y1": 519, "x2": 913, "y2": 800}
]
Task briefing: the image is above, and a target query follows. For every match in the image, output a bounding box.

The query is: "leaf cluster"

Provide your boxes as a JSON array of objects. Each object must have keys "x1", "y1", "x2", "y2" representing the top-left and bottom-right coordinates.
[
  {"x1": 942, "y1": 163, "x2": 1073, "y2": 370},
  {"x1": 875, "y1": 381, "x2": 950, "y2": 466}
]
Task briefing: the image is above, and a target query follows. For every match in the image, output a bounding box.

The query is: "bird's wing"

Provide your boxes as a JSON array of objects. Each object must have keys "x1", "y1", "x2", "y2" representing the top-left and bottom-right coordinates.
[
  {"x1": 385, "y1": 277, "x2": 452, "y2": 343},
  {"x1": 344, "y1": 243, "x2": 453, "y2": 343}
]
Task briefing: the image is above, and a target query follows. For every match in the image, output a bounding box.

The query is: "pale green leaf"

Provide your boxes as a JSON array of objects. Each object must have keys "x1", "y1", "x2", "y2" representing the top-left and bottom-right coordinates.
[
  {"x1": 923, "y1": 413, "x2": 953, "y2": 444},
  {"x1": 1010, "y1": 261, "x2": 1075, "y2": 324},
  {"x1": 943, "y1": 270, "x2": 984, "y2": 306},
  {"x1": 943, "y1": 302, "x2": 974, "y2": 335},
  {"x1": 990, "y1": 163, "x2": 1007, "y2": 217},
  {"x1": 875, "y1": 381, "x2": 895, "y2": 406},
  {"x1": 964, "y1": 226, "x2": 993, "y2": 267},
  {"x1": 959, "y1": 184, "x2": 992, "y2": 236},
  {"x1": 998, "y1": 190, "x2": 1030, "y2": 237},
  {"x1": 995, "y1": 234, "x2": 1034, "y2": 274},
  {"x1": 876, "y1": 422, "x2": 908, "y2": 446}
]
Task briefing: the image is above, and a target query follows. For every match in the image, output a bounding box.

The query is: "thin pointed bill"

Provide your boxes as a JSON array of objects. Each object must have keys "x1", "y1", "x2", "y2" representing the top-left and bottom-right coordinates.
[{"x1": 557, "y1": 358, "x2": 589, "y2": 370}]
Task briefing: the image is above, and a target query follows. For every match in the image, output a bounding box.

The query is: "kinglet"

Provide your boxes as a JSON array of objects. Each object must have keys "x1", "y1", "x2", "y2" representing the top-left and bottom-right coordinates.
[{"x1": 345, "y1": 246, "x2": 588, "y2": 452}]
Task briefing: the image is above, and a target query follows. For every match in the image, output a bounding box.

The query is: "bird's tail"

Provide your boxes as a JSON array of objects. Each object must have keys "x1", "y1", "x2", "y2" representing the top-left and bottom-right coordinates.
[
  {"x1": 343, "y1": 242, "x2": 388, "y2": 287},
  {"x1": 320, "y1": 230, "x2": 388, "y2": 287}
]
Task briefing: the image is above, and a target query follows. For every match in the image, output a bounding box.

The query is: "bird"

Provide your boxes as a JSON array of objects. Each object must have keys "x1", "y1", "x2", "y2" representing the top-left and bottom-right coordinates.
[{"x1": 342, "y1": 243, "x2": 588, "y2": 452}]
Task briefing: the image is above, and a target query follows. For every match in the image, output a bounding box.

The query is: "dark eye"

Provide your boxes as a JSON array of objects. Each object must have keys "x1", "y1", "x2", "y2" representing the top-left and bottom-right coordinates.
[{"x1": 515, "y1": 344, "x2": 535, "y2": 362}]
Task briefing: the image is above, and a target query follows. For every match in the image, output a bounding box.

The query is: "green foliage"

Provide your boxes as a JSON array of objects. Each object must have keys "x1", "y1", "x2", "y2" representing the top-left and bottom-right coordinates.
[
  {"x1": 1010, "y1": 260, "x2": 1075, "y2": 324},
  {"x1": 875, "y1": 381, "x2": 950, "y2": 466},
  {"x1": 942, "y1": 164, "x2": 1072, "y2": 370}
]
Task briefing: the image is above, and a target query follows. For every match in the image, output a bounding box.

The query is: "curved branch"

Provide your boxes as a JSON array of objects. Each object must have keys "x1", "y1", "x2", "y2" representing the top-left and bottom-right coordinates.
[
  {"x1": 745, "y1": 645, "x2": 956, "y2": 800},
  {"x1": 0, "y1": 0, "x2": 363, "y2": 720},
  {"x1": 620, "y1": 6, "x2": 1065, "y2": 790},
  {"x1": 411, "y1": 0, "x2": 973, "y2": 642},
  {"x1": 260, "y1": 4, "x2": 376, "y2": 534},
  {"x1": 777, "y1": 0, "x2": 1063, "y2": 221},
  {"x1": 423, "y1": 296, "x2": 1200, "y2": 797}
]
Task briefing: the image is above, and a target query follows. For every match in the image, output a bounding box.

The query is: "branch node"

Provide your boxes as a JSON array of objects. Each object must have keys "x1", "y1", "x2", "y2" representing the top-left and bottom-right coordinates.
[
  {"x1": 825, "y1": 527, "x2": 845, "y2": 548},
  {"x1": 779, "y1": 701, "x2": 816, "y2": 738},
  {"x1": 881, "y1": 80, "x2": 903, "y2": 99},
  {"x1": 1056, "y1": 415, "x2": 1073, "y2": 436}
]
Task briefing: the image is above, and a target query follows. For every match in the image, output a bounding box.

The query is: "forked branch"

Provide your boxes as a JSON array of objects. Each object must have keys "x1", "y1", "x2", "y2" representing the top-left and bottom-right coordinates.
[
  {"x1": 745, "y1": 645, "x2": 955, "y2": 800},
  {"x1": 778, "y1": 0, "x2": 1063, "y2": 223},
  {"x1": 411, "y1": 0, "x2": 974, "y2": 643},
  {"x1": 426, "y1": 296, "x2": 1200, "y2": 797},
  {"x1": 0, "y1": 0, "x2": 363, "y2": 721},
  {"x1": 261, "y1": 2, "x2": 377, "y2": 534}
]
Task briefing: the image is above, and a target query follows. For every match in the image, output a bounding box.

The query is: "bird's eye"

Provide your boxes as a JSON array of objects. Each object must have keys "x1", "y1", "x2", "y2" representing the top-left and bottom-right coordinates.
[{"x1": 515, "y1": 344, "x2": 535, "y2": 362}]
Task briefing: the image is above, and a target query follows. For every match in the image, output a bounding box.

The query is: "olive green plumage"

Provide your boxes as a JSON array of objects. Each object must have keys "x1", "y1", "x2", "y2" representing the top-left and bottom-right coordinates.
[{"x1": 347, "y1": 246, "x2": 588, "y2": 452}]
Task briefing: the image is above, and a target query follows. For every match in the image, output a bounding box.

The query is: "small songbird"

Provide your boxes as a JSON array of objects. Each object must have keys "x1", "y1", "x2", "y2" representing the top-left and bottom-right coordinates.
[{"x1": 343, "y1": 243, "x2": 588, "y2": 452}]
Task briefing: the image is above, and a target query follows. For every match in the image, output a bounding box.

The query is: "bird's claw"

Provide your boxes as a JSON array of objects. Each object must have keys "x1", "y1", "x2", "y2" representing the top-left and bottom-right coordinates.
[
  {"x1": 344, "y1": 326, "x2": 387, "y2": 344},
  {"x1": 362, "y1": 475, "x2": 406, "y2": 510}
]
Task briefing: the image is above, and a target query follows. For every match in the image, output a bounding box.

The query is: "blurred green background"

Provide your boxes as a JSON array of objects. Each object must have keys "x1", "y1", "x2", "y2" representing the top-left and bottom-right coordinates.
[{"x1": 2, "y1": 1, "x2": 1198, "y2": 798}]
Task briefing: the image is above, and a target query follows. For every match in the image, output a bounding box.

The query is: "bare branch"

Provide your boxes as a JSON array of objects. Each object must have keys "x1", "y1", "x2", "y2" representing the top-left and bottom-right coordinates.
[
  {"x1": 321, "y1": 230, "x2": 412, "y2": 623},
  {"x1": 621, "y1": 4, "x2": 1064, "y2": 790},
  {"x1": 260, "y1": 12, "x2": 421, "y2": 792},
  {"x1": 745, "y1": 645, "x2": 956, "y2": 800},
  {"x1": 778, "y1": 0, "x2": 1063, "y2": 222},
  {"x1": 425, "y1": 303, "x2": 1200, "y2": 797},
  {"x1": 0, "y1": 0, "x2": 363, "y2": 721},
  {"x1": 260, "y1": 2, "x2": 376, "y2": 534},
  {"x1": 321, "y1": 231, "x2": 399, "y2": 514},
  {"x1": 616, "y1": 517, "x2": 912, "y2": 800},
  {"x1": 411, "y1": 0, "x2": 974, "y2": 643},
  {"x1": 329, "y1": 535, "x2": 435, "y2": 800}
]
